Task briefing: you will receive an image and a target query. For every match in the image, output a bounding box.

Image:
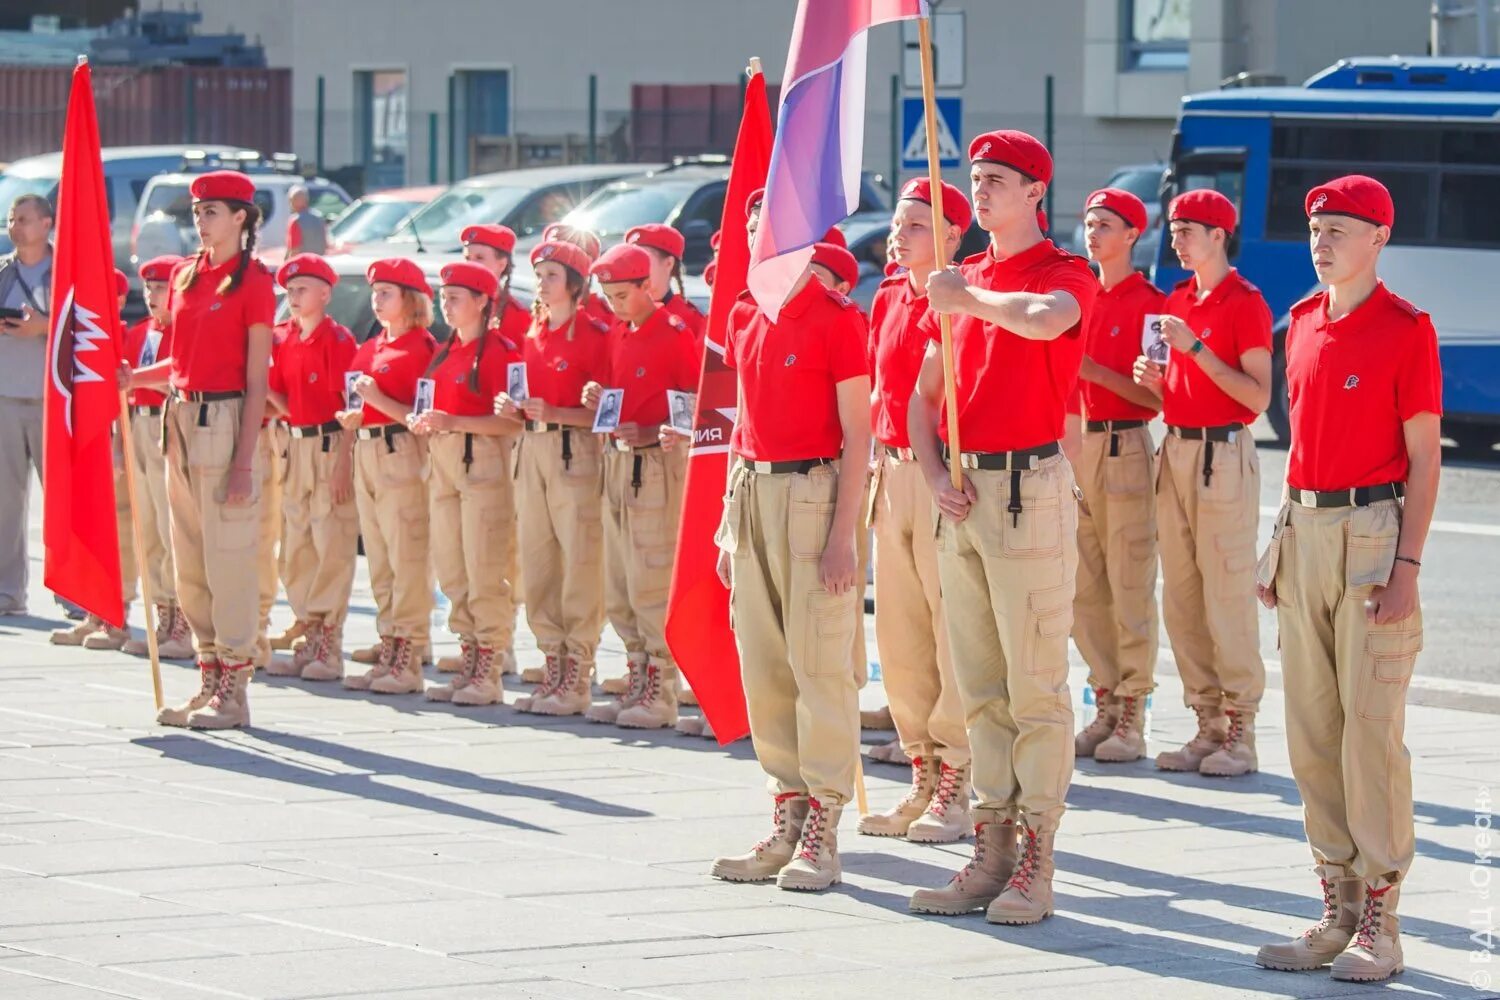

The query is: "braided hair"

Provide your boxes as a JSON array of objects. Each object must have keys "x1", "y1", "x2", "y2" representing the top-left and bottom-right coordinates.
[
  {"x1": 173, "y1": 199, "x2": 261, "y2": 295},
  {"x1": 426, "y1": 292, "x2": 494, "y2": 393}
]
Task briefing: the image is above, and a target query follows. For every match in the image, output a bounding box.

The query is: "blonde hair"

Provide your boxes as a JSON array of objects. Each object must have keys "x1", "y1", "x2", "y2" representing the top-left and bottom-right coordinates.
[{"x1": 402, "y1": 287, "x2": 434, "y2": 330}]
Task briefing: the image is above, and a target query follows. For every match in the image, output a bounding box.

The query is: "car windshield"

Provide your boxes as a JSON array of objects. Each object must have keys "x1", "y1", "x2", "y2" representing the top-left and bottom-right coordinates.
[
  {"x1": 394, "y1": 185, "x2": 529, "y2": 244},
  {"x1": 1111, "y1": 167, "x2": 1164, "y2": 203},
  {"x1": 562, "y1": 181, "x2": 696, "y2": 238},
  {"x1": 0, "y1": 172, "x2": 57, "y2": 210},
  {"x1": 330, "y1": 199, "x2": 422, "y2": 244}
]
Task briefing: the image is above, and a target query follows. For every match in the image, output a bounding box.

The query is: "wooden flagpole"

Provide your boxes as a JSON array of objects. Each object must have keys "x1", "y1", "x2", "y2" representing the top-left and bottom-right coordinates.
[
  {"x1": 917, "y1": 17, "x2": 963, "y2": 490},
  {"x1": 114, "y1": 389, "x2": 164, "y2": 710}
]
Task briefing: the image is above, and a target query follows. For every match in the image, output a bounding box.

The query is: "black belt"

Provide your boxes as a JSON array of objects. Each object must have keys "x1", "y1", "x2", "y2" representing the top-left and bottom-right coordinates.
[
  {"x1": 1169, "y1": 423, "x2": 1244, "y2": 489},
  {"x1": 946, "y1": 443, "x2": 1061, "y2": 527},
  {"x1": 356, "y1": 423, "x2": 408, "y2": 452},
  {"x1": 524, "y1": 420, "x2": 565, "y2": 432},
  {"x1": 287, "y1": 420, "x2": 342, "y2": 439},
  {"x1": 174, "y1": 389, "x2": 243, "y2": 403},
  {"x1": 742, "y1": 458, "x2": 836, "y2": 475},
  {"x1": 611, "y1": 439, "x2": 661, "y2": 453},
  {"x1": 1086, "y1": 419, "x2": 1145, "y2": 433},
  {"x1": 132, "y1": 404, "x2": 163, "y2": 416},
  {"x1": 1290, "y1": 483, "x2": 1404, "y2": 509},
  {"x1": 884, "y1": 445, "x2": 916, "y2": 461}
]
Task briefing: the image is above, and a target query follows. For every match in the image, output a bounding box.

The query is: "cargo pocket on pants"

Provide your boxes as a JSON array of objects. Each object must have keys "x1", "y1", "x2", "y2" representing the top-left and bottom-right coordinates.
[
  {"x1": 715, "y1": 489, "x2": 743, "y2": 556},
  {"x1": 789, "y1": 500, "x2": 835, "y2": 561},
  {"x1": 1104, "y1": 436, "x2": 1151, "y2": 496},
  {"x1": 1257, "y1": 502, "x2": 1292, "y2": 589},
  {"x1": 1356, "y1": 626, "x2": 1421, "y2": 721},
  {"x1": 802, "y1": 589, "x2": 857, "y2": 677},
  {"x1": 1023, "y1": 583, "x2": 1072, "y2": 676},
  {"x1": 1346, "y1": 528, "x2": 1398, "y2": 590},
  {"x1": 217, "y1": 501, "x2": 259, "y2": 552}
]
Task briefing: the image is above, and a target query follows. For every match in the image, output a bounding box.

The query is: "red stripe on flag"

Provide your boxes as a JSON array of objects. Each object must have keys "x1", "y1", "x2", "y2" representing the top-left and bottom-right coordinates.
[{"x1": 664, "y1": 71, "x2": 774, "y2": 744}]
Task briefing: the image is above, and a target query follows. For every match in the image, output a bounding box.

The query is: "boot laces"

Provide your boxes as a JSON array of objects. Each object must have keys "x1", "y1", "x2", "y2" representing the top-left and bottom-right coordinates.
[
  {"x1": 169, "y1": 606, "x2": 192, "y2": 643},
  {"x1": 1303, "y1": 876, "x2": 1340, "y2": 939},
  {"x1": 208, "y1": 662, "x2": 243, "y2": 708},
  {"x1": 795, "y1": 798, "x2": 827, "y2": 863},
  {"x1": 953, "y1": 822, "x2": 990, "y2": 886},
  {"x1": 637, "y1": 664, "x2": 661, "y2": 706},
  {"x1": 754, "y1": 792, "x2": 802, "y2": 853},
  {"x1": 1083, "y1": 690, "x2": 1114, "y2": 738},
  {"x1": 1222, "y1": 712, "x2": 1245, "y2": 750},
  {"x1": 537, "y1": 655, "x2": 563, "y2": 697},
  {"x1": 196, "y1": 661, "x2": 219, "y2": 697},
  {"x1": 390, "y1": 637, "x2": 412, "y2": 673},
  {"x1": 1354, "y1": 885, "x2": 1390, "y2": 951},
  {"x1": 470, "y1": 646, "x2": 493, "y2": 684},
  {"x1": 154, "y1": 605, "x2": 174, "y2": 642},
  {"x1": 896, "y1": 757, "x2": 928, "y2": 810},
  {"x1": 1112, "y1": 696, "x2": 1138, "y2": 738},
  {"x1": 929, "y1": 762, "x2": 962, "y2": 817},
  {"x1": 1006, "y1": 827, "x2": 1041, "y2": 894},
  {"x1": 304, "y1": 623, "x2": 327, "y2": 664},
  {"x1": 558, "y1": 657, "x2": 581, "y2": 692}
]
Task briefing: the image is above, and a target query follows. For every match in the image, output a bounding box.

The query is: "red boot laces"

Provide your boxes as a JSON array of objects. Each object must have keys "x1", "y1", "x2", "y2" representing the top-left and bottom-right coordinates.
[
  {"x1": 897, "y1": 756, "x2": 927, "y2": 810},
  {"x1": 1354, "y1": 885, "x2": 1391, "y2": 950},
  {"x1": 1112, "y1": 697, "x2": 1138, "y2": 738},
  {"x1": 755, "y1": 792, "x2": 804, "y2": 853},
  {"x1": 1006, "y1": 827, "x2": 1041, "y2": 894},
  {"x1": 928, "y1": 762, "x2": 962, "y2": 817},
  {"x1": 796, "y1": 798, "x2": 827, "y2": 863}
]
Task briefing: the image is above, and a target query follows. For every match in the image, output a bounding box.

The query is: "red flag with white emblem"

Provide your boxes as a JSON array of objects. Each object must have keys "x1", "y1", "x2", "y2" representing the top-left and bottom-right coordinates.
[{"x1": 42, "y1": 57, "x2": 125, "y2": 626}]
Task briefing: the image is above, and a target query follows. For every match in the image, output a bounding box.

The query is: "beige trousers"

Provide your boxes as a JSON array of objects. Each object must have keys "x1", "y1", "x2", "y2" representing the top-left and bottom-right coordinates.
[
  {"x1": 517, "y1": 429, "x2": 605, "y2": 664},
  {"x1": 427, "y1": 432, "x2": 517, "y2": 649},
  {"x1": 352, "y1": 429, "x2": 432, "y2": 638},
  {"x1": 603, "y1": 445, "x2": 685, "y2": 670},
  {"x1": 279, "y1": 433, "x2": 360, "y2": 626}
]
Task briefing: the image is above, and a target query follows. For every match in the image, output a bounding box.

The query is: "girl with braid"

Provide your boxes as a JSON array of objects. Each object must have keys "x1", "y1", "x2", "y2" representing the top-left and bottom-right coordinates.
[
  {"x1": 410, "y1": 261, "x2": 524, "y2": 706},
  {"x1": 625, "y1": 223, "x2": 705, "y2": 344}
]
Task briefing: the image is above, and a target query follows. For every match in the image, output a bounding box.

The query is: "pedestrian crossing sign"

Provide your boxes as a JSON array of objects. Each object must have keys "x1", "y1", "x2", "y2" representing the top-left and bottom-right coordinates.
[{"x1": 901, "y1": 96, "x2": 962, "y2": 169}]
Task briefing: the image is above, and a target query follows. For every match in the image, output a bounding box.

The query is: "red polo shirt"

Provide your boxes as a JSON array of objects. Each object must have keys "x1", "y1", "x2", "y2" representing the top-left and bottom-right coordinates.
[
  {"x1": 124, "y1": 319, "x2": 172, "y2": 407},
  {"x1": 268, "y1": 316, "x2": 357, "y2": 426},
  {"x1": 491, "y1": 297, "x2": 531, "y2": 344},
  {"x1": 524, "y1": 312, "x2": 611, "y2": 410},
  {"x1": 1286, "y1": 283, "x2": 1441, "y2": 491},
  {"x1": 430, "y1": 330, "x2": 523, "y2": 416},
  {"x1": 1083, "y1": 271, "x2": 1164, "y2": 422},
  {"x1": 604, "y1": 308, "x2": 701, "y2": 427},
  {"x1": 726, "y1": 280, "x2": 868, "y2": 462},
  {"x1": 916, "y1": 239, "x2": 1097, "y2": 453},
  {"x1": 1161, "y1": 269, "x2": 1273, "y2": 428},
  {"x1": 868, "y1": 273, "x2": 928, "y2": 449},
  {"x1": 662, "y1": 290, "x2": 706, "y2": 344},
  {"x1": 166, "y1": 255, "x2": 277, "y2": 392},
  {"x1": 348, "y1": 327, "x2": 437, "y2": 426}
]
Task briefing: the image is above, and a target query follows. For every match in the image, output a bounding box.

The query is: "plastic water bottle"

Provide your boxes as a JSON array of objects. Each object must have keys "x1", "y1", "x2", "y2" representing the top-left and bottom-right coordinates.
[
  {"x1": 1079, "y1": 684, "x2": 1097, "y2": 727},
  {"x1": 431, "y1": 589, "x2": 449, "y2": 632},
  {"x1": 1143, "y1": 692, "x2": 1153, "y2": 740}
]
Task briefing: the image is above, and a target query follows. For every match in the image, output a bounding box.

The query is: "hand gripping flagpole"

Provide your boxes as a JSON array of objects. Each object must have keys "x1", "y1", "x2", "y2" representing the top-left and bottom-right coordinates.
[
  {"x1": 115, "y1": 381, "x2": 164, "y2": 710},
  {"x1": 917, "y1": 17, "x2": 963, "y2": 490}
]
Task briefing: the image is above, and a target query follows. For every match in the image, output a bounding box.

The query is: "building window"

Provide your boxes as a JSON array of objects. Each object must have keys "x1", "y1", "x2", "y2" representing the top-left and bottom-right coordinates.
[
  {"x1": 355, "y1": 69, "x2": 409, "y2": 189},
  {"x1": 1122, "y1": 0, "x2": 1190, "y2": 71}
]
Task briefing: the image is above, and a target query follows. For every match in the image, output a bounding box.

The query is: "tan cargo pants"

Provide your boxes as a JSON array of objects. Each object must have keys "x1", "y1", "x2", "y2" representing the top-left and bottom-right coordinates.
[
  {"x1": 1073, "y1": 425, "x2": 1159, "y2": 697},
  {"x1": 128, "y1": 409, "x2": 174, "y2": 604},
  {"x1": 871, "y1": 451, "x2": 968, "y2": 766},
  {"x1": 936, "y1": 454, "x2": 1078, "y2": 832},
  {"x1": 428, "y1": 432, "x2": 517, "y2": 649},
  {"x1": 352, "y1": 429, "x2": 432, "y2": 639},
  {"x1": 279, "y1": 432, "x2": 360, "y2": 627},
  {"x1": 1261, "y1": 498, "x2": 1417, "y2": 882},
  {"x1": 164, "y1": 397, "x2": 264, "y2": 663},
  {"x1": 517, "y1": 429, "x2": 605, "y2": 664},
  {"x1": 603, "y1": 444, "x2": 684, "y2": 671},
  {"x1": 257, "y1": 424, "x2": 284, "y2": 645},
  {"x1": 1157, "y1": 432, "x2": 1265, "y2": 714},
  {"x1": 720, "y1": 463, "x2": 862, "y2": 805}
]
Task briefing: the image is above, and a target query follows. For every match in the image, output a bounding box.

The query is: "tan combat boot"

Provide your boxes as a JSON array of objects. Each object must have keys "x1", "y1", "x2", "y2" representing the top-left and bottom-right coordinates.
[
  {"x1": 1094, "y1": 694, "x2": 1147, "y2": 763},
  {"x1": 520, "y1": 663, "x2": 547, "y2": 685},
  {"x1": 857, "y1": 755, "x2": 936, "y2": 838},
  {"x1": 452, "y1": 646, "x2": 502, "y2": 706},
  {"x1": 1256, "y1": 864, "x2": 1365, "y2": 971},
  {"x1": 860, "y1": 705, "x2": 895, "y2": 730},
  {"x1": 515, "y1": 654, "x2": 563, "y2": 712},
  {"x1": 675, "y1": 716, "x2": 705, "y2": 736},
  {"x1": 123, "y1": 604, "x2": 174, "y2": 657},
  {"x1": 342, "y1": 637, "x2": 392, "y2": 691},
  {"x1": 270, "y1": 619, "x2": 308, "y2": 651},
  {"x1": 617, "y1": 661, "x2": 680, "y2": 729},
  {"x1": 157, "y1": 606, "x2": 196, "y2": 659},
  {"x1": 599, "y1": 674, "x2": 631, "y2": 696},
  {"x1": 1155, "y1": 704, "x2": 1227, "y2": 772},
  {"x1": 867, "y1": 738, "x2": 909, "y2": 765},
  {"x1": 50, "y1": 613, "x2": 107, "y2": 646},
  {"x1": 1330, "y1": 879, "x2": 1404, "y2": 982},
  {"x1": 350, "y1": 641, "x2": 383, "y2": 664},
  {"x1": 909, "y1": 816, "x2": 1019, "y2": 915},
  {"x1": 1199, "y1": 710, "x2": 1258, "y2": 777},
  {"x1": 370, "y1": 637, "x2": 423, "y2": 694},
  {"x1": 586, "y1": 654, "x2": 645, "y2": 724},
  {"x1": 300, "y1": 623, "x2": 345, "y2": 682},
  {"x1": 426, "y1": 640, "x2": 475, "y2": 702},
  {"x1": 529, "y1": 656, "x2": 591, "y2": 716},
  {"x1": 986, "y1": 821, "x2": 1057, "y2": 925},
  {"x1": 267, "y1": 621, "x2": 320, "y2": 677},
  {"x1": 498, "y1": 648, "x2": 517, "y2": 675},
  {"x1": 711, "y1": 793, "x2": 809, "y2": 883},
  {"x1": 82, "y1": 615, "x2": 132, "y2": 650},
  {"x1": 185, "y1": 662, "x2": 252, "y2": 729},
  {"x1": 1074, "y1": 688, "x2": 1118, "y2": 758},
  {"x1": 777, "y1": 797, "x2": 843, "y2": 892},
  {"x1": 157, "y1": 660, "x2": 221, "y2": 727},
  {"x1": 908, "y1": 761, "x2": 973, "y2": 844}
]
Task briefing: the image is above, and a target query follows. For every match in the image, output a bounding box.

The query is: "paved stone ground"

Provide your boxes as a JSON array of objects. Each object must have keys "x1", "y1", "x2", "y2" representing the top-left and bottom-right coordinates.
[{"x1": 0, "y1": 535, "x2": 1494, "y2": 999}]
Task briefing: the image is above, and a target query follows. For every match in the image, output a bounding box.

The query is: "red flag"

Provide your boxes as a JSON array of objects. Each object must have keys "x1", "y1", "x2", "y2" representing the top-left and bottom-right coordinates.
[
  {"x1": 42, "y1": 57, "x2": 125, "y2": 626},
  {"x1": 664, "y1": 70, "x2": 773, "y2": 744}
]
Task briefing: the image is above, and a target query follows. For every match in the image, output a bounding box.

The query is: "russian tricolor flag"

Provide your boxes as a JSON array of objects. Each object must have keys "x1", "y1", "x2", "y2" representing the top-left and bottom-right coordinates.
[{"x1": 749, "y1": 0, "x2": 928, "y2": 321}]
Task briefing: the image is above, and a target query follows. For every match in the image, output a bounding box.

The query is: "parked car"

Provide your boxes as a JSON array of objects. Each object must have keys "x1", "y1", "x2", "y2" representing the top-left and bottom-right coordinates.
[
  {"x1": 1068, "y1": 162, "x2": 1167, "y2": 272},
  {"x1": 327, "y1": 185, "x2": 443, "y2": 253},
  {"x1": 131, "y1": 165, "x2": 352, "y2": 276},
  {"x1": 0, "y1": 143, "x2": 254, "y2": 279}
]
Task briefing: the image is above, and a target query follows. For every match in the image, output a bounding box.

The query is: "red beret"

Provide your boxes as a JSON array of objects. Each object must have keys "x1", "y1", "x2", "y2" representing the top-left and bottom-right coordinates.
[
  {"x1": 625, "y1": 223, "x2": 685, "y2": 260},
  {"x1": 460, "y1": 224, "x2": 516, "y2": 255},
  {"x1": 820, "y1": 226, "x2": 847, "y2": 248},
  {"x1": 703, "y1": 258, "x2": 717, "y2": 288},
  {"x1": 138, "y1": 255, "x2": 181, "y2": 283},
  {"x1": 530, "y1": 240, "x2": 593, "y2": 280},
  {"x1": 745, "y1": 187, "x2": 766, "y2": 219},
  {"x1": 811, "y1": 242, "x2": 859, "y2": 289},
  {"x1": 969, "y1": 130, "x2": 1052, "y2": 185},
  {"x1": 1169, "y1": 189, "x2": 1237, "y2": 233},
  {"x1": 366, "y1": 257, "x2": 432, "y2": 296},
  {"x1": 591, "y1": 243, "x2": 652, "y2": 284},
  {"x1": 277, "y1": 253, "x2": 338, "y2": 288},
  {"x1": 189, "y1": 170, "x2": 256, "y2": 204},
  {"x1": 899, "y1": 177, "x2": 974, "y2": 230},
  {"x1": 1305, "y1": 174, "x2": 1394, "y2": 229},
  {"x1": 1084, "y1": 187, "x2": 1149, "y2": 233},
  {"x1": 541, "y1": 223, "x2": 601, "y2": 261},
  {"x1": 113, "y1": 268, "x2": 128, "y2": 299},
  {"x1": 440, "y1": 260, "x2": 500, "y2": 299}
]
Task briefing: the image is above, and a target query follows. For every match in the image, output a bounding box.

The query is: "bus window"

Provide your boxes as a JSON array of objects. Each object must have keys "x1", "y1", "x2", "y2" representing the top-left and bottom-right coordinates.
[
  {"x1": 1267, "y1": 167, "x2": 1431, "y2": 245},
  {"x1": 1438, "y1": 173, "x2": 1500, "y2": 248}
]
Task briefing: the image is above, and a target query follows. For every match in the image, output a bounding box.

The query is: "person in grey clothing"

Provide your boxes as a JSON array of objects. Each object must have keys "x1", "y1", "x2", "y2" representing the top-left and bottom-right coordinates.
[
  {"x1": 285, "y1": 185, "x2": 327, "y2": 258},
  {"x1": 0, "y1": 193, "x2": 54, "y2": 614}
]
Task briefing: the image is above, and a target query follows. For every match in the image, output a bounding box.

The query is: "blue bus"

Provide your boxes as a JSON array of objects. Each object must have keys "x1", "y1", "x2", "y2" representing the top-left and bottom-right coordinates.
[{"x1": 1155, "y1": 56, "x2": 1500, "y2": 450}]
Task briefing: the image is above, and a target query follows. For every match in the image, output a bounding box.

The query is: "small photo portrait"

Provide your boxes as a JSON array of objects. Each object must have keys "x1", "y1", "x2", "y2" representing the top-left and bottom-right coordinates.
[
  {"x1": 344, "y1": 370, "x2": 364, "y2": 411},
  {"x1": 507, "y1": 361, "x2": 528, "y2": 403},
  {"x1": 1141, "y1": 314, "x2": 1170, "y2": 366},
  {"x1": 592, "y1": 388, "x2": 624, "y2": 433},
  {"x1": 667, "y1": 389, "x2": 696, "y2": 433},
  {"x1": 412, "y1": 377, "x2": 435, "y2": 416}
]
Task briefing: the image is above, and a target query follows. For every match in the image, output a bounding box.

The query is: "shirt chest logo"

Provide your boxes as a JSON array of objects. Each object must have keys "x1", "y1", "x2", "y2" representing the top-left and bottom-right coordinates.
[
  {"x1": 635, "y1": 366, "x2": 646, "y2": 378},
  {"x1": 555, "y1": 359, "x2": 569, "y2": 372},
  {"x1": 1200, "y1": 327, "x2": 1212, "y2": 339},
  {"x1": 307, "y1": 372, "x2": 319, "y2": 383},
  {"x1": 379, "y1": 365, "x2": 391, "y2": 374},
  {"x1": 1109, "y1": 325, "x2": 1119, "y2": 338},
  {"x1": 784, "y1": 354, "x2": 797, "y2": 367},
  {"x1": 209, "y1": 302, "x2": 223, "y2": 312},
  {"x1": 1343, "y1": 374, "x2": 1360, "y2": 390}
]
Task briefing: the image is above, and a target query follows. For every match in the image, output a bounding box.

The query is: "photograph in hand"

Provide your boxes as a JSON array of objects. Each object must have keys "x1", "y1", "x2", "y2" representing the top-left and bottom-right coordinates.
[
  {"x1": 1142, "y1": 313, "x2": 1170, "y2": 366},
  {"x1": 667, "y1": 390, "x2": 696, "y2": 434},
  {"x1": 344, "y1": 371, "x2": 364, "y2": 411},
  {"x1": 412, "y1": 377, "x2": 435, "y2": 416},
  {"x1": 592, "y1": 388, "x2": 623, "y2": 433},
  {"x1": 507, "y1": 362, "x2": 528, "y2": 403}
]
